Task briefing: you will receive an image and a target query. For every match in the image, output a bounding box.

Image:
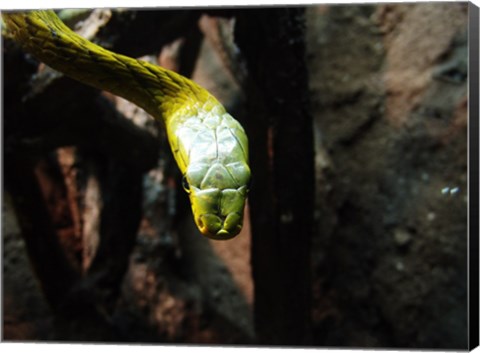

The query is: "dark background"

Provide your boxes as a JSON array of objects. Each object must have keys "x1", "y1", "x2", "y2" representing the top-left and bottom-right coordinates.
[{"x1": 2, "y1": 3, "x2": 470, "y2": 348}]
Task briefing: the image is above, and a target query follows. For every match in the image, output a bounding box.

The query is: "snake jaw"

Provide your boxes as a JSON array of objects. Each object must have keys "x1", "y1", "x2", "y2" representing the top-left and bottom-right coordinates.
[
  {"x1": 189, "y1": 186, "x2": 248, "y2": 240},
  {"x1": 194, "y1": 207, "x2": 246, "y2": 240},
  {"x1": 197, "y1": 216, "x2": 243, "y2": 240}
]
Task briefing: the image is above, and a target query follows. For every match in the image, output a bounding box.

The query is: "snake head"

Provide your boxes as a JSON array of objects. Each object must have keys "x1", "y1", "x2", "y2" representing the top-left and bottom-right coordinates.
[
  {"x1": 183, "y1": 161, "x2": 251, "y2": 240},
  {"x1": 169, "y1": 102, "x2": 251, "y2": 240}
]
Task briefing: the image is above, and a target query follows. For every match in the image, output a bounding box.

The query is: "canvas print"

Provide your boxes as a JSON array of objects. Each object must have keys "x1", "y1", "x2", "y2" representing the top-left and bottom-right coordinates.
[{"x1": 1, "y1": 2, "x2": 476, "y2": 349}]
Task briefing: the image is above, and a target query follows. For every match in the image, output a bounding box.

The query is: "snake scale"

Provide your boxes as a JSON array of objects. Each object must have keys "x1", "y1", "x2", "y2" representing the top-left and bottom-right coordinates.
[{"x1": 2, "y1": 10, "x2": 251, "y2": 240}]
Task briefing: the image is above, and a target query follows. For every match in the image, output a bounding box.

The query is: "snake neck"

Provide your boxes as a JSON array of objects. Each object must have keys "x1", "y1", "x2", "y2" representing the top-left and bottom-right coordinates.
[
  {"x1": 3, "y1": 10, "x2": 251, "y2": 239},
  {"x1": 2, "y1": 10, "x2": 211, "y2": 124}
]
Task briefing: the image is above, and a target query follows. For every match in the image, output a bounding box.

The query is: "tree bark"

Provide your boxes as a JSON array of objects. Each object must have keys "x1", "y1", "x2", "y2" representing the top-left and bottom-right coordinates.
[
  {"x1": 3, "y1": 39, "x2": 159, "y2": 338},
  {"x1": 235, "y1": 7, "x2": 314, "y2": 345}
]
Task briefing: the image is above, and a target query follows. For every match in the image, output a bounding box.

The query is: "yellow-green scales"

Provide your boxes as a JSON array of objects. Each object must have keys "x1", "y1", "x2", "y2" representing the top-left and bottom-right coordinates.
[{"x1": 3, "y1": 10, "x2": 251, "y2": 239}]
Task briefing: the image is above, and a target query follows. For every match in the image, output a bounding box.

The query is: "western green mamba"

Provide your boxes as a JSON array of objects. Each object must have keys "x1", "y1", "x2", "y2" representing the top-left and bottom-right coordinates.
[{"x1": 2, "y1": 10, "x2": 251, "y2": 240}]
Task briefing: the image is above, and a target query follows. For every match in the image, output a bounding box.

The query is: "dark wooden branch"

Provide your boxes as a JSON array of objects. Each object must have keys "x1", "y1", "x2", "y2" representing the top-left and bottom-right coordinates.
[
  {"x1": 95, "y1": 9, "x2": 203, "y2": 58},
  {"x1": 4, "y1": 153, "x2": 81, "y2": 309},
  {"x1": 4, "y1": 72, "x2": 159, "y2": 171},
  {"x1": 84, "y1": 158, "x2": 144, "y2": 312},
  {"x1": 3, "y1": 36, "x2": 158, "y2": 334},
  {"x1": 177, "y1": 24, "x2": 204, "y2": 78},
  {"x1": 234, "y1": 7, "x2": 314, "y2": 345}
]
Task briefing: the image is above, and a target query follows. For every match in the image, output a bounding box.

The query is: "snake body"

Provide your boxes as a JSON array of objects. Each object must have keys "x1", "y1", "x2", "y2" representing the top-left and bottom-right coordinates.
[{"x1": 3, "y1": 10, "x2": 251, "y2": 240}]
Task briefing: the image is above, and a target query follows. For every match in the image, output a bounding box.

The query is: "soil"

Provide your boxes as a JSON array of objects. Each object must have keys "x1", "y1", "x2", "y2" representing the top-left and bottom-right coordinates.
[{"x1": 2, "y1": 3, "x2": 470, "y2": 349}]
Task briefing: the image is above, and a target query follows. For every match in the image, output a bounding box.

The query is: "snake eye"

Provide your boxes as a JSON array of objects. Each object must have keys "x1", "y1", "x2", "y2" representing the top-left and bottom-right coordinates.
[{"x1": 182, "y1": 176, "x2": 191, "y2": 193}]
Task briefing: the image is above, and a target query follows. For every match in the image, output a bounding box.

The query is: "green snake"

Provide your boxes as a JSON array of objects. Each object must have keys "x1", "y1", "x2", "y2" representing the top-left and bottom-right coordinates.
[{"x1": 2, "y1": 10, "x2": 251, "y2": 240}]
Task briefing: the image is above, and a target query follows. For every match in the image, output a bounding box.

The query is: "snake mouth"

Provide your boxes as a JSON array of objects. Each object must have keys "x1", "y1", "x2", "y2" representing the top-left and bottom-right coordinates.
[{"x1": 197, "y1": 213, "x2": 242, "y2": 240}]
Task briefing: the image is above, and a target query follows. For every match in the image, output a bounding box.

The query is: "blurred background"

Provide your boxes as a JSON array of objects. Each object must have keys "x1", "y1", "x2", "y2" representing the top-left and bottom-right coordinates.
[{"x1": 2, "y1": 3, "x2": 470, "y2": 349}]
